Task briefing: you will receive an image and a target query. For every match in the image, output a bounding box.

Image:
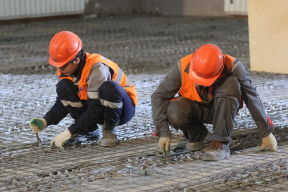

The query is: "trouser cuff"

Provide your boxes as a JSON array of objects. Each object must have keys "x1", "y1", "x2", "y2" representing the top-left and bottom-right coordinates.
[
  {"x1": 209, "y1": 134, "x2": 231, "y2": 143},
  {"x1": 261, "y1": 126, "x2": 275, "y2": 138}
]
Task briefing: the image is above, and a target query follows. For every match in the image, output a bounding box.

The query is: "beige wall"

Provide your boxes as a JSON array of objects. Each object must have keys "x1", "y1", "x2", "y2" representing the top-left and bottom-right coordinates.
[{"x1": 248, "y1": 0, "x2": 288, "y2": 74}]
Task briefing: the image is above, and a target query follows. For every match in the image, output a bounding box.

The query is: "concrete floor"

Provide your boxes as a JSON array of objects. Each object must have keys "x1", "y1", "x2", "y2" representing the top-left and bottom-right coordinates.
[{"x1": 0, "y1": 15, "x2": 288, "y2": 191}]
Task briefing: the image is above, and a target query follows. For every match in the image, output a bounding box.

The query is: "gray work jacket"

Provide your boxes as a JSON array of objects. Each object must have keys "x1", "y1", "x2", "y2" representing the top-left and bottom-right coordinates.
[{"x1": 151, "y1": 57, "x2": 274, "y2": 139}]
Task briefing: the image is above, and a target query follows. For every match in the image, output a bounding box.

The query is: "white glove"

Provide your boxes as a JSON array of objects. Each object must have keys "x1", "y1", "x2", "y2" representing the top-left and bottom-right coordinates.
[
  {"x1": 50, "y1": 129, "x2": 72, "y2": 148},
  {"x1": 158, "y1": 137, "x2": 171, "y2": 154},
  {"x1": 29, "y1": 118, "x2": 47, "y2": 134},
  {"x1": 260, "y1": 133, "x2": 277, "y2": 152}
]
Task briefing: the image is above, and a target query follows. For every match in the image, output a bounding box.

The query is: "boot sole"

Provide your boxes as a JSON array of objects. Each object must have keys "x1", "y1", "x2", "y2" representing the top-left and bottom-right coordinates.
[{"x1": 100, "y1": 140, "x2": 119, "y2": 147}]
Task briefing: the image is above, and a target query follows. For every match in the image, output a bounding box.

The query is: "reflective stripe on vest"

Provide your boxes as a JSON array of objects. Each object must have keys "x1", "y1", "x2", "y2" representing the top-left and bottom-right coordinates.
[
  {"x1": 178, "y1": 54, "x2": 235, "y2": 103},
  {"x1": 58, "y1": 53, "x2": 138, "y2": 106}
]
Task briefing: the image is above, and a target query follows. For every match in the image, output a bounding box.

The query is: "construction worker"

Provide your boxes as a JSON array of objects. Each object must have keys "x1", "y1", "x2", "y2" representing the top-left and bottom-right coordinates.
[
  {"x1": 29, "y1": 31, "x2": 137, "y2": 148},
  {"x1": 152, "y1": 44, "x2": 277, "y2": 161}
]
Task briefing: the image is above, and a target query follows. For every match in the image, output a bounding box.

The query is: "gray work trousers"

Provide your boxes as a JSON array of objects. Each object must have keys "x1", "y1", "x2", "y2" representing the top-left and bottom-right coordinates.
[{"x1": 166, "y1": 75, "x2": 241, "y2": 143}]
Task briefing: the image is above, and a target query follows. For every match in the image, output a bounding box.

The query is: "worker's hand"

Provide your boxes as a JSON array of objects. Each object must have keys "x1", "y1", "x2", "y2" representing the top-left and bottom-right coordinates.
[
  {"x1": 50, "y1": 129, "x2": 72, "y2": 148},
  {"x1": 158, "y1": 137, "x2": 171, "y2": 154},
  {"x1": 29, "y1": 118, "x2": 47, "y2": 134},
  {"x1": 260, "y1": 133, "x2": 277, "y2": 152}
]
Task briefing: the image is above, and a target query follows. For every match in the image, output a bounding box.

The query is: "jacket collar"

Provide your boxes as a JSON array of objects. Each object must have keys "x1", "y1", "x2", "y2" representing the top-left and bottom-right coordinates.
[{"x1": 75, "y1": 50, "x2": 87, "y2": 82}]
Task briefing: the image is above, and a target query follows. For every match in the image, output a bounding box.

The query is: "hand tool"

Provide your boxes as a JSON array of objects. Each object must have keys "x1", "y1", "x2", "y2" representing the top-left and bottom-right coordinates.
[{"x1": 36, "y1": 133, "x2": 42, "y2": 146}]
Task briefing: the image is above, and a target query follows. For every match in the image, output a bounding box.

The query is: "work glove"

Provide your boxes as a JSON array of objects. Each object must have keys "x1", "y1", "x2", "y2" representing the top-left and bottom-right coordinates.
[
  {"x1": 50, "y1": 129, "x2": 72, "y2": 148},
  {"x1": 29, "y1": 118, "x2": 47, "y2": 134},
  {"x1": 260, "y1": 133, "x2": 277, "y2": 152},
  {"x1": 158, "y1": 137, "x2": 171, "y2": 154}
]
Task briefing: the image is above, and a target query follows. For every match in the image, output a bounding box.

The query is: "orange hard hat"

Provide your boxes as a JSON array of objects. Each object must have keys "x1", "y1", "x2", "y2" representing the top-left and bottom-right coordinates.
[
  {"x1": 189, "y1": 44, "x2": 224, "y2": 86},
  {"x1": 48, "y1": 31, "x2": 82, "y2": 67}
]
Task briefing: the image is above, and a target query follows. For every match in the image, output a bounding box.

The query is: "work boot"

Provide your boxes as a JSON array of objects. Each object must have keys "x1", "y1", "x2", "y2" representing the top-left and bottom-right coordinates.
[
  {"x1": 185, "y1": 125, "x2": 209, "y2": 151},
  {"x1": 100, "y1": 121, "x2": 118, "y2": 147},
  {"x1": 186, "y1": 141, "x2": 204, "y2": 151},
  {"x1": 201, "y1": 140, "x2": 230, "y2": 161}
]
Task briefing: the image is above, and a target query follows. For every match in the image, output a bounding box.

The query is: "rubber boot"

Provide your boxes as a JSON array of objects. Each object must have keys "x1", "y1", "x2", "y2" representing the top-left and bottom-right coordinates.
[
  {"x1": 100, "y1": 121, "x2": 118, "y2": 147},
  {"x1": 202, "y1": 141, "x2": 230, "y2": 161},
  {"x1": 185, "y1": 125, "x2": 209, "y2": 151}
]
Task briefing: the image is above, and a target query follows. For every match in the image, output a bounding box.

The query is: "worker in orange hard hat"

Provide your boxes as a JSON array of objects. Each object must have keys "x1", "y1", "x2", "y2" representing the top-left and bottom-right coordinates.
[
  {"x1": 29, "y1": 31, "x2": 138, "y2": 148},
  {"x1": 152, "y1": 44, "x2": 277, "y2": 161}
]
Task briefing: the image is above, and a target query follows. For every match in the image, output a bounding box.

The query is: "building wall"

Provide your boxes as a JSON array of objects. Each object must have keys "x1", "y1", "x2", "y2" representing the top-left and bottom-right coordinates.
[
  {"x1": 85, "y1": 0, "x2": 139, "y2": 15},
  {"x1": 183, "y1": 0, "x2": 225, "y2": 16},
  {"x1": 0, "y1": 0, "x2": 85, "y2": 20},
  {"x1": 0, "y1": 0, "x2": 247, "y2": 20},
  {"x1": 248, "y1": 0, "x2": 288, "y2": 74},
  {"x1": 85, "y1": 0, "x2": 226, "y2": 16}
]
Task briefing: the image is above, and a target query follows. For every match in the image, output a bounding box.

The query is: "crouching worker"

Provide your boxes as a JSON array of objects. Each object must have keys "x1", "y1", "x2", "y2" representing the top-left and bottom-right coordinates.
[
  {"x1": 152, "y1": 44, "x2": 277, "y2": 161},
  {"x1": 29, "y1": 31, "x2": 137, "y2": 148}
]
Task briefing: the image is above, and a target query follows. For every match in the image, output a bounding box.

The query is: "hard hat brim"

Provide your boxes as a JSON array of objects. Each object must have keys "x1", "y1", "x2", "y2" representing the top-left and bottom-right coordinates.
[
  {"x1": 189, "y1": 69, "x2": 221, "y2": 87},
  {"x1": 49, "y1": 57, "x2": 67, "y2": 68}
]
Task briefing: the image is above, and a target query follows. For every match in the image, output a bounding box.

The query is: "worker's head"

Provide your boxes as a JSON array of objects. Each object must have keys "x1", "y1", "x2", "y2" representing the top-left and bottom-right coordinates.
[
  {"x1": 189, "y1": 44, "x2": 224, "y2": 86},
  {"x1": 48, "y1": 31, "x2": 82, "y2": 76}
]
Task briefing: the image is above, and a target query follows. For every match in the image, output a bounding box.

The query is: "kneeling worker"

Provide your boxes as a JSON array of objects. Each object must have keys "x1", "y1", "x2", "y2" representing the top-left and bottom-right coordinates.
[
  {"x1": 152, "y1": 44, "x2": 277, "y2": 161},
  {"x1": 29, "y1": 31, "x2": 137, "y2": 148}
]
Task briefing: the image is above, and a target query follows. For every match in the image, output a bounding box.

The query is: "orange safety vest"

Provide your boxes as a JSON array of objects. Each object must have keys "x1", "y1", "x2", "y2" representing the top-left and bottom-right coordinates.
[
  {"x1": 178, "y1": 54, "x2": 235, "y2": 103},
  {"x1": 57, "y1": 53, "x2": 138, "y2": 106}
]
